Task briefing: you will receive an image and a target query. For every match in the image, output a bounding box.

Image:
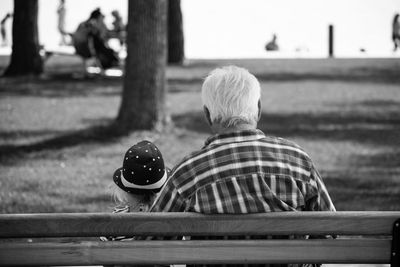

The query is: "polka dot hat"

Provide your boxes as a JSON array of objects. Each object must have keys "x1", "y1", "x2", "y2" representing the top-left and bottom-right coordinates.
[{"x1": 113, "y1": 140, "x2": 170, "y2": 194}]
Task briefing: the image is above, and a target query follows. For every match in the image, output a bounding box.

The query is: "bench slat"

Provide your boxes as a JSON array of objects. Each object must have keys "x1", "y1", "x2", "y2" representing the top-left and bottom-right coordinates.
[
  {"x1": 0, "y1": 239, "x2": 391, "y2": 266},
  {"x1": 0, "y1": 211, "x2": 399, "y2": 237}
]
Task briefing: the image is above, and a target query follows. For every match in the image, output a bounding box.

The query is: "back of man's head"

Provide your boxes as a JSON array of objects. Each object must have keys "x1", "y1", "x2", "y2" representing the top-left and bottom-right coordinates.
[{"x1": 201, "y1": 66, "x2": 261, "y2": 128}]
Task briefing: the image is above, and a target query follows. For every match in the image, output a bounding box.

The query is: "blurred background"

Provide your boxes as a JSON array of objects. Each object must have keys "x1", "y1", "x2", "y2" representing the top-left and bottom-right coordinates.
[
  {"x1": 0, "y1": 0, "x2": 399, "y2": 217},
  {"x1": 1, "y1": 0, "x2": 400, "y2": 58},
  {"x1": 0, "y1": 2, "x2": 399, "y2": 266}
]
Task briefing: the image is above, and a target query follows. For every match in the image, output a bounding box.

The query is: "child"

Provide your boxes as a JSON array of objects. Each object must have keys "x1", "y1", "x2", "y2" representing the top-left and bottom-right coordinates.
[{"x1": 101, "y1": 140, "x2": 170, "y2": 242}]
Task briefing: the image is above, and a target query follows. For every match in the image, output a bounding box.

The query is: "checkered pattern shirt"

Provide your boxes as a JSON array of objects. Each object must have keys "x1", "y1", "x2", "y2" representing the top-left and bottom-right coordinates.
[{"x1": 150, "y1": 129, "x2": 335, "y2": 213}]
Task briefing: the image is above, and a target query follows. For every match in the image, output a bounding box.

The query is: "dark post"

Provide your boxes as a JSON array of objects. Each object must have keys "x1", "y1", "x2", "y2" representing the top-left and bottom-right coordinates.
[
  {"x1": 4, "y1": 0, "x2": 43, "y2": 76},
  {"x1": 168, "y1": 0, "x2": 185, "y2": 64},
  {"x1": 328, "y1": 24, "x2": 334, "y2": 58},
  {"x1": 117, "y1": 0, "x2": 168, "y2": 131}
]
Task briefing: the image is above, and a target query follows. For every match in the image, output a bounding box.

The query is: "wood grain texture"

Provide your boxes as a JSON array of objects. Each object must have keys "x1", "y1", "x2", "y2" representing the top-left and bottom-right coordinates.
[
  {"x1": 0, "y1": 211, "x2": 399, "y2": 237},
  {"x1": 0, "y1": 239, "x2": 391, "y2": 266}
]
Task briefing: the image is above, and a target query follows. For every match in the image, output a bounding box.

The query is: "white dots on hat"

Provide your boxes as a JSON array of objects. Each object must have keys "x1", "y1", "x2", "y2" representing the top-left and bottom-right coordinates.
[
  {"x1": 159, "y1": 169, "x2": 161, "y2": 172},
  {"x1": 153, "y1": 158, "x2": 155, "y2": 161},
  {"x1": 125, "y1": 157, "x2": 128, "y2": 160},
  {"x1": 145, "y1": 150, "x2": 148, "y2": 152},
  {"x1": 144, "y1": 165, "x2": 146, "y2": 168},
  {"x1": 136, "y1": 156, "x2": 139, "y2": 158},
  {"x1": 149, "y1": 168, "x2": 152, "y2": 171},
  {"x1": 131, "y1": 171, "x2": 134, "y2": 174},
  {"x1": 157, "y1": 156, "x2": 160, "y2": 159},
  {"x1": 129, "y1": 151, "x2": 132, "y2": 153},
  {"x1": 146, "y1": 180, "x2": 149, "y2": 183}
]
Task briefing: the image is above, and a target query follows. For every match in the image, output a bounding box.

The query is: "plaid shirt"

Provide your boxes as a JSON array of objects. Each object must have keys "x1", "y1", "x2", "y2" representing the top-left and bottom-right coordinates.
[{"x1": 150, "y1": 129, "x2": 335, "y2": 213}]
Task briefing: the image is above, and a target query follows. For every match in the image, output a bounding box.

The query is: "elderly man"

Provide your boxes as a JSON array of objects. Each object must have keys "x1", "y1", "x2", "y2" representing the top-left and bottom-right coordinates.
[{"x1": 150, "y1": 65, "x2": 335, "y2": 214}]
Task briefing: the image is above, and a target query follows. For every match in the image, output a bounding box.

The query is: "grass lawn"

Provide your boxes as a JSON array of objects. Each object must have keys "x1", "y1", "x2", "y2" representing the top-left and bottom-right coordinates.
[{"x1": 0, "y1": 55, "x2": 399, "y2": 213}]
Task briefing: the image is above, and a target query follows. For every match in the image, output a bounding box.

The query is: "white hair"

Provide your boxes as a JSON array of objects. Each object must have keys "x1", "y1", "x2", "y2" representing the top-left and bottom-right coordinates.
[
  {"x1": 201, "y1": 66, "x2": 261, "y2": 127},
  {"x1": 109, "y1": 183, "x2": 130, "y2": 205}
]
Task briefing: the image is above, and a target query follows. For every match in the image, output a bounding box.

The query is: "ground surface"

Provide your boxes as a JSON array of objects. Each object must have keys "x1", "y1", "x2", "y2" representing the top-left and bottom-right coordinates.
[{"x1": 0, "y1": 55, "x2": 399, "y2": 213}]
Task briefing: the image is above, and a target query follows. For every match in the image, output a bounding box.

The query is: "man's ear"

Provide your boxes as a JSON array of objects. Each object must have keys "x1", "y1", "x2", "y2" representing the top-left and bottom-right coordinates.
[
  {"x1": 204, "y1": 106, "x2": 212, "y2": 126},
  {"x1": 257, "y1": 100, "x2": 262, "y2": 121}
]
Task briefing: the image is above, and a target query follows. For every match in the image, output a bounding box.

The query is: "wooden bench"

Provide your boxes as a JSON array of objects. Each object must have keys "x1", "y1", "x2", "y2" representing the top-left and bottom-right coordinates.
[{"x1": 0, "y1": 211, "x2": 399, "y2": 266}]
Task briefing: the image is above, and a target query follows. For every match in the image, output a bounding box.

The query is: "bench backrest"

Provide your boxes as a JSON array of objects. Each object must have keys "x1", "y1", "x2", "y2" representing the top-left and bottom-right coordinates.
[{"x1": 0, "y1": 211, "x2": 399, "y2": 266}]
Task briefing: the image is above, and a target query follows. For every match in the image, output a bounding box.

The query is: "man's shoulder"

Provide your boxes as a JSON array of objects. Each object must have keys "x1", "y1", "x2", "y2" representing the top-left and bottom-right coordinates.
[
  {"x1": 261, "y1": 135, "x2": 310, "y2": 155},
  {"x1": 164, "y1": 147, "x2": 212, "y2": 197},
  {"x1": 265, "y1": 135, "x2": 301, "y2": 147},
  {"x1": 172, "y1": 146, "x2": 211, "y2": 173},
  {"x1": 173, "y1": 134, "x2": 311, "y2": 173}
]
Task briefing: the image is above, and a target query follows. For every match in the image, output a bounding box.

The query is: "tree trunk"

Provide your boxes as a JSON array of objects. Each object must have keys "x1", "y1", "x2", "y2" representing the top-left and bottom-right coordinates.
[
  {"x1": 168, "y1": 0, "x2": 184, "y2": 64},
  {"x1": 3, "y1": 0, "x2": 43, "y2": 76},
  {"x1": 117, "y1": 0, "x2": 168, "y2": 131}
]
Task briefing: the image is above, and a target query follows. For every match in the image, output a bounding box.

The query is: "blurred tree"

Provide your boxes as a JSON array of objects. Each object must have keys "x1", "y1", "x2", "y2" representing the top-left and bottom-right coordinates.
[
  {"x1": 117, "y1": 0, "x2": 168, "y2": 131},
  {"x1": 4, "y1": 0, "x2": 43, "y2": 76},
  {"x1": 168, "y1": 0, "x2": 184, "y2": 64}
]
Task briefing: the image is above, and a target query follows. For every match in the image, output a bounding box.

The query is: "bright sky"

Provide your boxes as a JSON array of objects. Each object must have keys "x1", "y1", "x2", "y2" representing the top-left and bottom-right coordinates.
[{"x1": 1, "y1": 0, "x2": 399, "y2": 58}]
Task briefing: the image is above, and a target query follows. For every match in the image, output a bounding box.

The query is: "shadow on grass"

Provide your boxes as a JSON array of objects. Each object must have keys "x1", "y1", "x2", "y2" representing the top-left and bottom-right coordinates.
[
  {"x1": 324, "y1": 170, "x2": 400, "y2": 211},
  {"x1": 257, "y1": 114, "x2": 400, "y2": 147},
  {"x1": 0, "y1": 120, "x2": 129, "y2": 162},
  {"x1": 0, "y1": 129, "x2": 67, "y2": 140},
  {"x1": 352, "y1": 99, "x2": 400, "y2": 108},
  {"x1": 172, "y1": 106, "x2": 400, "y2": 146},
  {"x1": 2, "y1": 62, "x2": 400, "y2": 97},
  {"x1": 255, "y1": 71, "x2": 400, "y2": 84},
  {"x1": 0, "y1": 72, "x2": 122, "y2": 98},
  {"x1": 348, "y1": 149, "x2": 400, "y2": 169},
  {"x1": 167, "y1": 64, "x2": 400, "y2": 91}
]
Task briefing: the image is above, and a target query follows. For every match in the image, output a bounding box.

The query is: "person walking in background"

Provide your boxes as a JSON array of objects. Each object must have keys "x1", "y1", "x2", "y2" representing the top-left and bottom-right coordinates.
[
  {"x1": 88, "y1": 8, "x2": 119, "y2": 69},
  {"x1": 265, "y1": 33, "x2": 279, "y2": 51},
  {"x1": 110, "y1": 10, "x2": 125, "y2": 45},
  {"x1": 150, "y1": 65, "x2": 335, "y2": 215},
  {"x1": 392, "y1": 13, "x2": 400, "y2": 51},
  {"x1": 0, "y1": 13, "x2": 12, "y2": 47},
  {"x1": 57, "y1": 0, "x2": 68, "y2": 46}
]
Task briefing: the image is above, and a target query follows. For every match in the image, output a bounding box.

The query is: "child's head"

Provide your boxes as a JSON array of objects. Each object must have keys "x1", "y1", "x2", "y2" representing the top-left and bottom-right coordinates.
[{"x1": 111, "y1": 140, "x2": 169, "y2": 211}]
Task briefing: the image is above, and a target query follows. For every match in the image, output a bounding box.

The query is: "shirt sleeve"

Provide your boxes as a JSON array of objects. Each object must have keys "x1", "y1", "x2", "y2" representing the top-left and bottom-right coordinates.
[
  {"x1": 149, "y1": 172, "x2": 186, "y2": 212},
  {"x1": 306, "y1": 165, "x2": 336, "y2": 212}
]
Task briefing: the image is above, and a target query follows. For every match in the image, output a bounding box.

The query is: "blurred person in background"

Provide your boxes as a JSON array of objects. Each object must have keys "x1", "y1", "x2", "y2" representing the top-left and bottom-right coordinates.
[
  {"x1": 0, "y1": 13, "x2": 12, "y2": 47},
  {"x1": 265, "y1": 33, "x2": 279, "y2": 51},
  {"x1": 72, "y1": 8, "x2": 119, "y2": 70},
  {"x1": 57, "y1": 0, "x2": 68, "y2": 46},
  {"x1": 392, "y1": 13, "x2": 400, "y2": 51},
  {"x1": 110, "y1": 10, "x2": 125, "y2": 45}
]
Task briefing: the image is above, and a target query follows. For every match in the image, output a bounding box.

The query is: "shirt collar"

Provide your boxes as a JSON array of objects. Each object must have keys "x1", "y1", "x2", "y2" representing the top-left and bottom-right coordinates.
[{"x1": 204, "y1": 129, "x2": 266, "y2": 148}]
